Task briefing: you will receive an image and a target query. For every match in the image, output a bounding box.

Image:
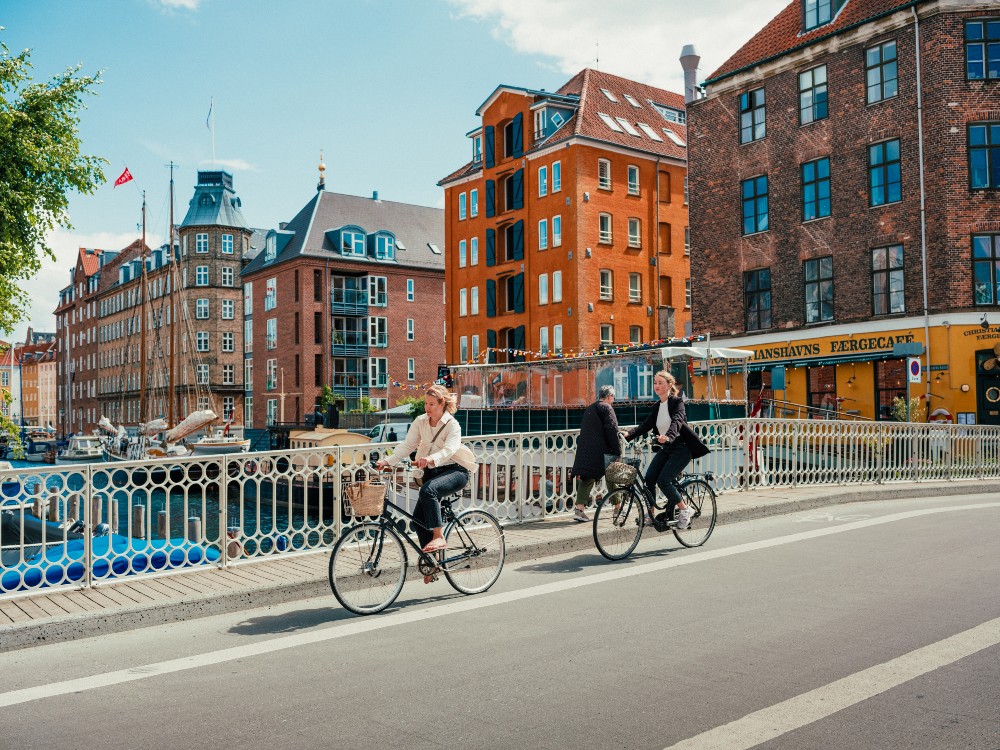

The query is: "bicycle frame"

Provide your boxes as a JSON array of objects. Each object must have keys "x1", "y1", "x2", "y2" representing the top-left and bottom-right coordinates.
[{"x1": 365, "y1": 496, "x2": 478, "y2": 574}]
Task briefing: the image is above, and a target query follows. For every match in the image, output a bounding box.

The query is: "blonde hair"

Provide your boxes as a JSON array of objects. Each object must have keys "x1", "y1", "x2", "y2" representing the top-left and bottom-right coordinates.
[
  {"x1": 654, "y1": 370, "x2": 679, "y2": 397},
  {"x1": 425, "y1": 384, "x2": 458, "y2": 414}
]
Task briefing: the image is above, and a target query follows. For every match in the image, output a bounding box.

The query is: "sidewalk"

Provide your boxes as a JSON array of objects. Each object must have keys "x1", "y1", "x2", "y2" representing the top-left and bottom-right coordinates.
[{"x1": 2, "y1": 479, "x2": 995, "y2": 651}]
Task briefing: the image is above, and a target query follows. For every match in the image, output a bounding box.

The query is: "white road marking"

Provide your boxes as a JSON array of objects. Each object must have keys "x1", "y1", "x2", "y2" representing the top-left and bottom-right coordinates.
[
  {"x1": 1, "y1": 502, "x2": 997, "y2": 709},
  {"x1": 663, "y1": 616, "x2": 1000, "y2": 750}
]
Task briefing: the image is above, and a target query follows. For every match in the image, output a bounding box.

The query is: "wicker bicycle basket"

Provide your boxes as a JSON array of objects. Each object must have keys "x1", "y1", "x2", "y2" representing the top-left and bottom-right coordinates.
[
  {"x1": 605, "y1": 457, "x2": 640, "y2": 486},
  {"x1": 345, "y1": 480, "x2": 387, "y2": 516}
]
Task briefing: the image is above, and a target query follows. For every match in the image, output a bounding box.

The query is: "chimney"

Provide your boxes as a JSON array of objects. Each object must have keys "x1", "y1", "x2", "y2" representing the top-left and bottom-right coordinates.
[
  {"x1": 680, "y1": 44, "x2": 701, "y2": 104},
  {"x1": 372, "y1": 190, "x2": 379, "y2": 202}
]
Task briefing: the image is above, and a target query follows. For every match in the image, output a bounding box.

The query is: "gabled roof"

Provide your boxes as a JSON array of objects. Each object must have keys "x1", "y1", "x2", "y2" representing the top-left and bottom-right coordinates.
[
  {"x1": 79, "y1": 248, "x2": 101, "y2": 277},
  {"x1": 708, "y1": 0, "x2": 924, "y2": 83},
  {"x1": 440, "y1": 68, "x2": 687, "y2": 186},
  {"x1": 242, "y1": 191, "x2": 445, "y2": 276},
  {"x1": 95, "y1": 239, "x2": 148, "y2": 295}
]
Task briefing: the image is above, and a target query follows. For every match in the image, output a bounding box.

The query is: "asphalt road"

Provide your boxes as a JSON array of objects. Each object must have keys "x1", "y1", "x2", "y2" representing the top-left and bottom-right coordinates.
[{"x1": 1, "y1": 493, "x2": 998, "y2": 750}]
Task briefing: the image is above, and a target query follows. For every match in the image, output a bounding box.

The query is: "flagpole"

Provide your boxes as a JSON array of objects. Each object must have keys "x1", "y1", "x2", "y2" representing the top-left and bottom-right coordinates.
[{"x1": 207, "y1": 96, "x2": 216, "y2": 167}]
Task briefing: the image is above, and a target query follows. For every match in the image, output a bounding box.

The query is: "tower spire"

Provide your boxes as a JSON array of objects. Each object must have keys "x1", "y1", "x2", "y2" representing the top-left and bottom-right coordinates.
[{"x1": 317, "y1": 150, "x2": 326, "y2": 192}]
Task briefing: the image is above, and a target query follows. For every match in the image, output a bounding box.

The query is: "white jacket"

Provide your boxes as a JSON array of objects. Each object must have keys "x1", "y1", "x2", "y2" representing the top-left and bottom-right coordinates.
[{"x1": 383, "y1": 412, "x2": 477, "y2": 472}]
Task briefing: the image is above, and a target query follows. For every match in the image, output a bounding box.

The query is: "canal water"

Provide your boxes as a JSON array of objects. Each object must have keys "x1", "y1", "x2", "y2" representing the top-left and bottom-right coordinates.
[{"x1": 1, "y1": 459, "x2": 325, "y2": 553}]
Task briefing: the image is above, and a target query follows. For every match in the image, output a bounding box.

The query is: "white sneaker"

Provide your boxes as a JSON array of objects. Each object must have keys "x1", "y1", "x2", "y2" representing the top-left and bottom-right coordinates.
[
  {"x1": 573, "y1": 508, "x2": 590, "y2": 523},
  {"x1": 676, "y1": 506, "x2": 694, "y2": 530}
]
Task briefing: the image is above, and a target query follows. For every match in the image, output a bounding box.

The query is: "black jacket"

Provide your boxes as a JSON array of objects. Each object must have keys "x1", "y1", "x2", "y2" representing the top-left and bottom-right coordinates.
[
  {"x1": 571, "y1": 400, "x2": 621, "y2": 480},
  {"x1": 626, "y1": 396, "x2": 685, "y2": 445}
]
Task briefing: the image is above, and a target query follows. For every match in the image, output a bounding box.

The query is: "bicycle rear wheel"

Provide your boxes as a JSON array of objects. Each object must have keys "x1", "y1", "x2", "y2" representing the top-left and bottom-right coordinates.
[
  {"x1": 673, "y1": 480, "x2": 717, "y2": 548},
  {"x1": 443, "y1": 509, "x2": 505, "y2": 595},
  {"x1": 329, "y1": 522, "x2": 407, "y2": 615},
  {"x1": 593, "y1": 487, "x2": 644, "y2": 560}
]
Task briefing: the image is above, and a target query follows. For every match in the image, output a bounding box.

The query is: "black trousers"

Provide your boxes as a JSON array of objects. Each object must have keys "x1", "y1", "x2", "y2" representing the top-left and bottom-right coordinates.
[
  {"x1": 643, "y1": 442, "x2": 692, "y2": 514},
  {"x1": 414, "y1": 464, "x2": 469, "y2": 548}
]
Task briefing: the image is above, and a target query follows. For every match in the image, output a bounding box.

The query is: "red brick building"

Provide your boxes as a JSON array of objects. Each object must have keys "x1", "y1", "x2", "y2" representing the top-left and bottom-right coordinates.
[
  {"x1": 241, "y1": 178, "x2": 445, "y2": 426},
  {"x1": 56, "y1": 247, "x2": 121, "y2": 435},
  {"x1": 687, "y1": 0, "x2": 1000, "y2": 423},
  {"x1": 440, "y1": 69, "x2": 690, "y2": 367}
]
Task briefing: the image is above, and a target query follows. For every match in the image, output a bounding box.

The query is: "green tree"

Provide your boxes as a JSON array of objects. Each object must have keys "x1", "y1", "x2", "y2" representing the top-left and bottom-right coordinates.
[
  {"x1": 890, "y1": 396, "x2": 927, "y2": 423},
  {"x1": 355, "y1": 396, "x2": 378, "y2": 414},
  {"x1": 0, "y1": 36, "x2": 107, "y2": 333},
  {"x1": 317, "y1": 385, "x2": 336, "y2": 411},
  {"x1": 396, "y1": 396, "x2": 425, "y2": 418}
]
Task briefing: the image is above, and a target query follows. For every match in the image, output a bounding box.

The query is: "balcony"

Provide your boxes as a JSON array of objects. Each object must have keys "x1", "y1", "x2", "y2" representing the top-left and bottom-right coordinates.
[
  {"x1": 331, "y1": 372, "x2": 367, "y2": 399},
  {"x1": 331, "y1": 288, "x2": 368, "y2": 316},
  {"x1": 331, "y1": 331, "x2": 369, "y2": 357}
]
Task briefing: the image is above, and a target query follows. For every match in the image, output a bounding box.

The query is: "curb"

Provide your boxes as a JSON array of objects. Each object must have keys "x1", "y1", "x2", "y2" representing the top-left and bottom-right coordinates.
[{"x1": 3, "y1": 481, "x2": 997, "y2": 651}]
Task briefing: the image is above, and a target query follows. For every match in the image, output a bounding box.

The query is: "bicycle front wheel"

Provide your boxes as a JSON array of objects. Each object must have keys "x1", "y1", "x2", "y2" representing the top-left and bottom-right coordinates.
[
  {"x1": 593, "y1": 487, "x2": 644, "y2": 560},
  {"x1": 329, "y1": 522, "x2": 407, "y2": 615},
  {"x1": 673, "y1": 480, "x2": 717, "y2": 548},
  {"x1": 443, "y1": 509, "x2": 505, "y2": 595}
]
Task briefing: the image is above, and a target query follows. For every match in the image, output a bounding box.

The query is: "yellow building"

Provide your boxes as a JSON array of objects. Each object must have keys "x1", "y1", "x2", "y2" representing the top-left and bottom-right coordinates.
[{"x1": 694, "y1": 314, "x2": 1000, "y2": 425}]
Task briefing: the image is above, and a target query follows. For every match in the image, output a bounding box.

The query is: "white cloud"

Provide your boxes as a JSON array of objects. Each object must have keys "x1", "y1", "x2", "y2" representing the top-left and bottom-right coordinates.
[
  {"x1": 157, "y1": 0, "x2": 200, "y2": 9},
  {"x1": 447, "y1": 0, "x2": 788, "y2": 92},
  {"x1": 8, "y1": 228, "x2": 158, "y2": 344},
  {"x1": 198, "y1": 158, "x2": 260, "y2": 172}
]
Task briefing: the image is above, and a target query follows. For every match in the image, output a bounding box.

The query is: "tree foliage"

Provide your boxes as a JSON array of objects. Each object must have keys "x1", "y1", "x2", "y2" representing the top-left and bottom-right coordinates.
[
  {"x1": 0, "y1": 35, "x2": 106, "y2": 334},
  {"x1": 396, "y1": 396, "x2": 425, "y2": 418}
]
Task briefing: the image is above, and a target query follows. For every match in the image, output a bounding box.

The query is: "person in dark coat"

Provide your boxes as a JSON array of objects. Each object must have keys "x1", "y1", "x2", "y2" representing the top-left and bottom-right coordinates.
[
  {"x1": 571, "y1": 385, "x2": 621, "y2": 522},
  {"x1": 625, "y1": 370, "x2": 694, "y2": 528}
]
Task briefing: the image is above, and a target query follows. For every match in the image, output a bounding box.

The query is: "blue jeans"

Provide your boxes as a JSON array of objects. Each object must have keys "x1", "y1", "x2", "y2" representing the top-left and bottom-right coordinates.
[
  {"x1": 643, "y1": 443, "x2": 692, "y2": 513},
  {"x1": 414, "y1": 464, "x2": 469, "y2": 548}
]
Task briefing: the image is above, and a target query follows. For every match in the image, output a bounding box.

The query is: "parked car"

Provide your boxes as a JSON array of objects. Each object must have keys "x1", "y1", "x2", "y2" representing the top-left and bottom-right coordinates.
[{"x1": 366, "y1": 422, "x2": 412, "y2": 444}]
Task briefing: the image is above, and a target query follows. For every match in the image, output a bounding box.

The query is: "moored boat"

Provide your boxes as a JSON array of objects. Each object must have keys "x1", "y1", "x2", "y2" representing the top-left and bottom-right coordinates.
[{"x1": 56, "y1": 434, "x2": 104, "y2": 465}]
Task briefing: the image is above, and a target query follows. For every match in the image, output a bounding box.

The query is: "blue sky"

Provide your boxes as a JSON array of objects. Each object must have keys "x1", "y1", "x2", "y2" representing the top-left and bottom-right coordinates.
[{"x1": 3, "y1": 0, "x2": 784, "y2": 341}]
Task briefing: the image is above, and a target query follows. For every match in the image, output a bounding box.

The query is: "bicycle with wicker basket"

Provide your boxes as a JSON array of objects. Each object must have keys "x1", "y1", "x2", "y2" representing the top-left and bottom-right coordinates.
[
  {"x1": 593, "y1": 436, "x2": 718, "y2": 560},
  {"x1": 328, "y1": 462, "x2": 506, "y2": 615}
]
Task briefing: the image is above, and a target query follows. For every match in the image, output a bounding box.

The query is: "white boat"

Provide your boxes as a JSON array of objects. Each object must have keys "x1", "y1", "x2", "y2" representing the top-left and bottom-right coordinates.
[
  {"x1": 190, "y1": 428, "x2": 250, "y2": 455},
  {"x1": 56, "y1": 435, "x2": 105, "y2": 465}
]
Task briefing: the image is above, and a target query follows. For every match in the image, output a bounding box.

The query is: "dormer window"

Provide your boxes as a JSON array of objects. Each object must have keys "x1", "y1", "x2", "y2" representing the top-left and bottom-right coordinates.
[
  {"x1": 472, "y1": 133, "x2": 483, "y2": 164},
  {"x1": 264, "y1": 234, "x2": 276, "y2": 262},
  {"x1": 374, "y1": 234, "x2": 395, "y2": 261},
  {"x1": 342, "y1": 229, "x2": 365, "y2": 256},
  {"x1": 803, "y1": 0, "x2": 846, "y2": 32}
]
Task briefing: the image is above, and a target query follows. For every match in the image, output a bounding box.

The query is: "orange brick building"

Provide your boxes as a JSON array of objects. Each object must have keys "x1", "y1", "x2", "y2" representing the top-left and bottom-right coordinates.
[{"x1": 440, "y1": 68, "x2": 690, "y2": 366}]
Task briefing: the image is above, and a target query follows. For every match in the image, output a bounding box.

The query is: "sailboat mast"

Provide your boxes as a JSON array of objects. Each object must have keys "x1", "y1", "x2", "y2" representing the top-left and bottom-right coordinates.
[
  {"x1": 138, "y1": 192, "x2": 148, "y2": 421},
  {"x1": 168, "y1": 163, "x2": 177, "y2": 428}
]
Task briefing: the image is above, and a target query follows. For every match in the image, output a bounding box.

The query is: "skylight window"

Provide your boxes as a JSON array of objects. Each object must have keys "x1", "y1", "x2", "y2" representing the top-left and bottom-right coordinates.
[
  {"x1": 624, "y1": 94, "x2": 641, "y2": 108},
  {"x1": 395, "y1": 239, "x2": 406, "y2": 250},
  {"x1": 651, "y1": 103, "x2": 687, "y2": 124},
  {"x1": 615, "y1": 118, "x2": 641, "y2": 136},
  {"x1": 598, "y1": 113, "x2": 624, "y2": 132},
  {"x1": 662, "y1": 128, "x2": 687, "y2": 147},
  {"x1": 637, "y1": 123, "x2": 663, "y2": 141},
  {"x1": 600, "y1": 88, "x2": 618, "y2": 102},
  {"x1": 427, "y1": 243, "x2": 441, "y2": 254}
]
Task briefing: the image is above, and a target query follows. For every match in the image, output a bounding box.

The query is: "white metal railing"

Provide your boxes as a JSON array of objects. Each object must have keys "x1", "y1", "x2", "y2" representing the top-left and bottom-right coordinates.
[{"x1": 2, "y1": 417, "x2": 999, "y2": 598}]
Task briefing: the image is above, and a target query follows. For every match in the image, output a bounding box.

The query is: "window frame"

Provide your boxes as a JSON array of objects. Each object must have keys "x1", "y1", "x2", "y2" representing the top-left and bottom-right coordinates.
[
  {"x1": 195, "y1": 233, "x2": 209, "y2": 254},
  {"x1": 599, "y1": 269, "x2": 613, "y2": 301},
  {"x1": 744, "y1": 268, "x2": 772, "y2": 332},
  {"x1": 538, "y1": 219, "x2": 548, "y2": 250},
  {"x1": 458, "y1": 191, "x2": 467, "y2": 220},
  {"x1": 802, "y1": 158, "x2": 832, "y2": 222},
  {"x1": 598, "y1": 159, "x2": 611, "y2": 190},
  {"x1": 627, "y1": 165, "x2": 640, "y2": 195},
  {"x1": 195, "y1": 266, "x2": 209, "y2": 287},
  {"x1": 866, "y1": 39, "x2": 898, "y2": 104},
  {"x1": 804, "y1": 0, "x2": 833, "y2": 32},
  {"x1": 742, "y1": 175, "x2": 769, "y2": 235},
  {"x1": 969, "y1": 122, "x2": 1000, "y2": 190},
  {"x1": 798, "y1": 65, "x2": 828, "y2": 125},
  {"x1": 600, "y1": 324, "x2": 613, "y2": 347},
  {"x1": 965, "y1": 20, "x2": 1000, "y2": 81},
  {"x1": 538, "y1": 273, "x2": 549, "y2": 305},
  {"x1": 538, "y1": 165, "x2": 548, "y2": 197},
  {"x1": 869, "y1": 139, "x2": 902, "y2": 206},
  {"x1": 552, "y1": 271, "x2": 562, "y2": 303},
  {"x1": 552, "y1": 161, "x2": 562, "y2": 192},
  {"x1": 628, "y1": 217, "x2": 641, "y2": 248},
  {"x1": 872, "y1": 244, "x2": 905, "y2": 316},
  {"x1": 221, "y1": 234, "x2": 234, "y2": 254},
  {"x1": 739, "y1": 88, "x2": 766, "y2": 143},
  {"x1": 599, "y1": 213, "x2": 613, "y2": 244},
  {"x1": 406, "y1": 279, "x2": 414, "y2": 301},
  {"x1": 629, "y1": 272, "x2": 642, "y2": 303},
  {"x1": 470, "y1": 188, "x2": 479, "y2": 217},
  {"x1": 195, "y1": 298, "x2": 210, "y2": 320},
  {"x1": 973, "y1": 233, "x2": 1000, "y2": 305},
  {"x1": 459, "y1": 239, "x2": 467, "y2": 268},
  {"x1": 804, "y1": 256, "x2": 835, "y2": 323}
]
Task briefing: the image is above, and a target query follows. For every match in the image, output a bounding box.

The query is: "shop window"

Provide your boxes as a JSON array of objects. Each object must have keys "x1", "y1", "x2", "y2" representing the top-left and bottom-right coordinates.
[
  {"x1": 807, "y1": 365, "x2": 837, "y2": 417},
  {"x1": 973, "y1": 234, "x2": 1000, "y2": 304},
  {"x1": 875, "y1": 359, "x2": 906, "y2": 421}
]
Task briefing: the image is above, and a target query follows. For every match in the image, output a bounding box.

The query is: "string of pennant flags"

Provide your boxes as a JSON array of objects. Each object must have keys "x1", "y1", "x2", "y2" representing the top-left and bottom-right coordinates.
[{"x1": 471, "y1": 335, "x2": 707, "y2": 363}]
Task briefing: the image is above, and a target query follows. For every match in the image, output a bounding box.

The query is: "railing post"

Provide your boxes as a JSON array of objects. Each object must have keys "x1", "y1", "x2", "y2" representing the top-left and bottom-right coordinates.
[
  {"x1": 220, "y1": 454, "x2": 229, "y2": 567},
  {"x1": 877, "y1": 421, "x2": 885, "y2": 484},
  {"x1": 791, "y1": 421, "x2": 799, "y2": 488},
  {"x1": 516, "y1": 438, "x2": 525, "y2": 524},
  {"x1": 742, "y1": 413, "x2": 751, "y2": 492},
  {"x1": 83, "y1": 464, "x2": 93, "y2": 590}
]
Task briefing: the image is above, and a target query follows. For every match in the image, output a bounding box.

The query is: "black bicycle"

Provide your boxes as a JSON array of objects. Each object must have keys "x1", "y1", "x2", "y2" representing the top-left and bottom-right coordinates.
[
  {"x1": 329, "y1": 466, "x2": 505, "y2": 615},
  {"x1": 592, "y1": 443, "x2": 718, "y2": 560}
]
